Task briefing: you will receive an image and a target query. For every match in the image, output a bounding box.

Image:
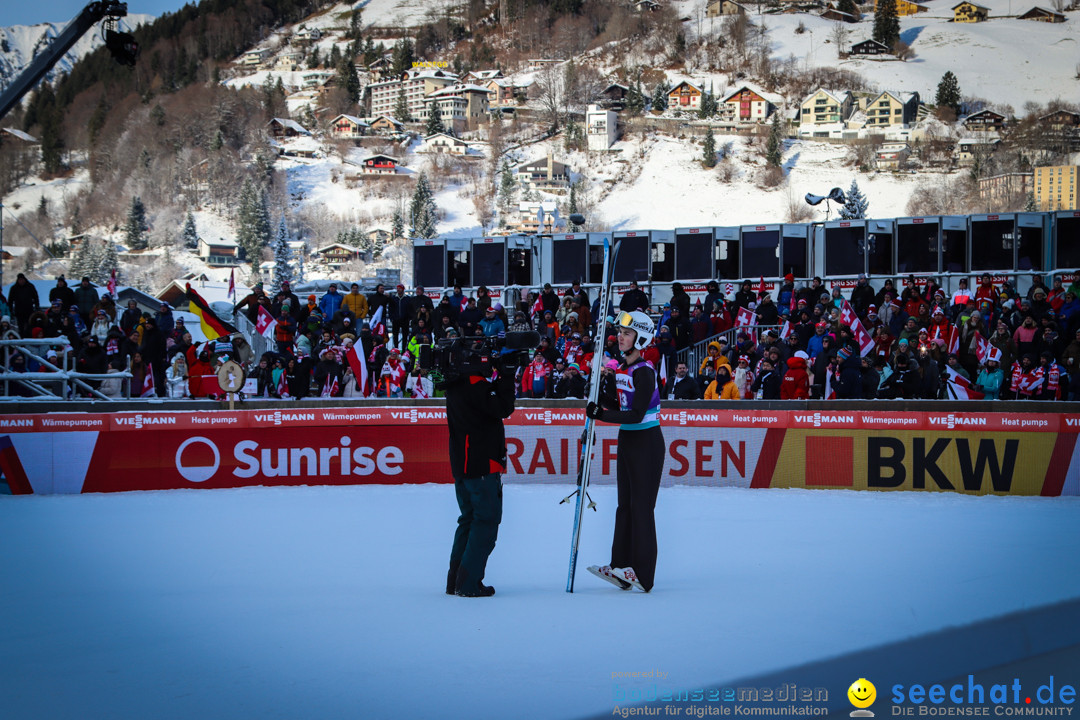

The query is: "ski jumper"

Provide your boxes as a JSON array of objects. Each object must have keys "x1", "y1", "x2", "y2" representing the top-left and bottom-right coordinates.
[{"x1": 601, "y1": 358, "x2": 664, "y2": 592}]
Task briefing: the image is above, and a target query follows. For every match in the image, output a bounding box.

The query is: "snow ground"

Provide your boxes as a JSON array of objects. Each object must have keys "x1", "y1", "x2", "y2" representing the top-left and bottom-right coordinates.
[{"x1": 1, "y1": 484, "x2": 1077, "y2": 720}]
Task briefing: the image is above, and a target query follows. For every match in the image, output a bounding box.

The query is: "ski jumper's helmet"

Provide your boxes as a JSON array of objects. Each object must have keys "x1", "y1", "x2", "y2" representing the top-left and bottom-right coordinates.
[{"x1": 616, "y1": 310, "x2": 655, "y2": 351}]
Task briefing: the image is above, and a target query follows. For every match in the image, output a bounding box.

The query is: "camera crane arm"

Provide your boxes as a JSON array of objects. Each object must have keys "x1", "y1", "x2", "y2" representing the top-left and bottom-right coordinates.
[{"x1": 0, "y1": 0, "x2": 137, "y2": 121}]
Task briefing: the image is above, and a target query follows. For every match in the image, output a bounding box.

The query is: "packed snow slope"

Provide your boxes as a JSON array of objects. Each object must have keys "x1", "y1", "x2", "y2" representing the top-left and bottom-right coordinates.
[{"x1": 1, "y1": 484, "x2": 1078, "y2": 720}]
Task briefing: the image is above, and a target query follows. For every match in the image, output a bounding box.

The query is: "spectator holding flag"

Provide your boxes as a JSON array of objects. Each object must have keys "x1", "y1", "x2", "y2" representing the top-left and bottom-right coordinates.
[
  {"x1": 975, "y1": 353, "x2": 1004, "y2": 400},
  {"x1": 378, "y1": 348, "x2": 408, "y2": 398},
  {"x1": 313, "y1": 348, "x2": 343, "y2": 397}
]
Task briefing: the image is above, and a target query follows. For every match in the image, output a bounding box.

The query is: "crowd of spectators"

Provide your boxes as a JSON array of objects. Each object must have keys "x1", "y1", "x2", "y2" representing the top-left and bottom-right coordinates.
[{"x1": 3, "y1": 270, "x2": 1078, "y2": 401}]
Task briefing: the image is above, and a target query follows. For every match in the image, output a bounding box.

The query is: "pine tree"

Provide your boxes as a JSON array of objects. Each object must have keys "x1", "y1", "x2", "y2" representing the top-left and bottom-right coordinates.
[
  {"x1": 338, "y1": 58, "x2": 361, "y2": 104},
  {"x1": 391, "y1": 207, "x2": 405, "y2": 239},
  {"x1": 271, "y1": 217, "x2": 294, "y2": 294},
  {"x1": 294, "y1": 242, "x2": 307, "y2": 282},
  {"x1": 210, "y1": 129, "x2": 224, "y2": 151},
  {"x1": 394, "y1": 85, "x2": 411, "y2": 124},
  {"x1": 935, "y1": 71, "x2": 961, "y2": 115},
  {"x1": 425, "y1": 100, "x2": 445, "y2": 135},
  {"x1": 96, "y1": 240, "x2": 119, "y2": 285},
  {"x1": 307, "y1": 47, "x2": 321, "y2": 69},
  {"x1": 69, "y1": 236, "x2": 98, "y2": 280},
  {"x1": 391, "y1": 39, "x2": 415, "y2": 76},
  {"x1": 1025, "y1": 192, "x2": 1038, "y2": 212},
  {"x1": 873, "y1": 0, "x2": 900, "y2": 50},
  {"x1": 568, "y1": 181, "x2": 581, "y2": 231},
  {"x1": 125, "y1": 196, "x2": 149, "y2": 250},
  {"x1": 702, "y1": 126, "x2": 717, "y2": 168},
  {"x1": 840, "y1": 179, "x2": 869, "y2": 219},
  {"x1": 181, "y1": 212, "x2": 198, "y2": 249},
  {"x1": 651, "y1": 80, "x2": 669, "y2": 112},
  {"x1": 409, "y1": 172, "x2": 439, "y2": 239},
  {"x1": 497, "y1": 159, "x2": 516, "y2": 225},
  {"x1": 766, "y1": 112, "x2": 783, "y2": 168},
  {"x1": 625, "y1": 79, "x2": 645, "y2": 115}
]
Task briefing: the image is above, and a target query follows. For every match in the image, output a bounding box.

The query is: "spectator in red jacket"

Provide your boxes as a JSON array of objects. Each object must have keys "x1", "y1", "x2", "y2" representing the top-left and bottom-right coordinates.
[{"x1": 780, "y1": 351, "x2": 810, "y2": 400}]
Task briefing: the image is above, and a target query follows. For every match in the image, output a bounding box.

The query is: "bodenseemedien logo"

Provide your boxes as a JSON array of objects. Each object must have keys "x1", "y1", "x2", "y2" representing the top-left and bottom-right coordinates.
[{"x1": 849, "y1": 678, "x2": 876, "y2": 717}]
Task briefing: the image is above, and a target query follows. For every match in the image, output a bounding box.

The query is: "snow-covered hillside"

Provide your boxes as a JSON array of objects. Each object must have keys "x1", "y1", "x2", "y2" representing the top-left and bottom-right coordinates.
[{"x1": 0, "y1": 13, "x2": 155, "y2": 94}]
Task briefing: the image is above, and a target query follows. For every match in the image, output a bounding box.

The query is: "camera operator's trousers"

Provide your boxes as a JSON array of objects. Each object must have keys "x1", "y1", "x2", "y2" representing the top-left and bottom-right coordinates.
[
  {"x1": 449, "y1": 472, "x2": 503, "y2": 593},
  {"x1": 611, "y1": 426, "x2": 665, "y2": 592}
]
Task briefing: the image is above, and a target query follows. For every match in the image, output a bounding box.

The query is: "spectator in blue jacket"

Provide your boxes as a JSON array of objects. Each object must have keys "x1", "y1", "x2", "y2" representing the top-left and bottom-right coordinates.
[
  {"x1": 479, "y1": 304, "x2": 506, "y2": 337},
  {"x1": 318, "y1": 283, "x2": 344, "y2": 318}
]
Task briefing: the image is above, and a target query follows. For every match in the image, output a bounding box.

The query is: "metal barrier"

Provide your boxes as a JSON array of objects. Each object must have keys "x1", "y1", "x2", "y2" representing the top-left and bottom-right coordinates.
[
  {"x1": 0, "y1": 338, "x2": 132, "y2": 400},
  {"x1": 677, "y1": 324, "x2": 784, "y2": 376}
]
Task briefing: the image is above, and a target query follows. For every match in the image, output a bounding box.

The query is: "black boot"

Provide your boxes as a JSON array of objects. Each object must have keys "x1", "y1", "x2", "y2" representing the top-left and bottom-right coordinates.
[
  {"x1": 454, "y1": 567, "x2": 495, "y2": 597},
  {"x1": 446, "y1": 564, "x2": 459, "y2": 595}
]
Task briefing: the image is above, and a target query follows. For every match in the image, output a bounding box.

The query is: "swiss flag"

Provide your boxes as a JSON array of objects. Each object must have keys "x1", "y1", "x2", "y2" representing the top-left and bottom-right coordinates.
[
  {"x1": 256, "y1": 306, "x2": 277, "y2": 339},
  {"x1": 839, "y1": 300, "x2": 874, "y2": 356},
  {"x1": 140, "y1": 371, "x2": 155, "y2": 398},
  {"x1": 735, "y1": 306, "x2": 755, "y2": 327},
  {"x1": 974, "y1": 331, "x2": 989, "y2": 365},
  {"x1": 945, "y1": 366, "x2": 984, "y2": 399}
]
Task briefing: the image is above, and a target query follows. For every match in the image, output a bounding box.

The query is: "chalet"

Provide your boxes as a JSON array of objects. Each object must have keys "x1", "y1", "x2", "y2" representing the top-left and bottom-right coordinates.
[
  {"x1": 359, "y1": 154, "x2": 400, "y2": 175},
  {"x1": 0, "y1": 246, "x2": 29, "y2": 262},
  {"x1": 799, "y1": 89, "x2": 854, "y2": 131},
  {"x1": 962, "y1": 109, "x2": 1006, "y2": 133},
  {"x1": 240, "y1": 49, "x2": 269, "y2": 67},
  {"x1": 1018, "y1": 6, "x2": 1065, "y2": 21},
  {"x1": 314, "y1": 243, "x2": 362, "y2": 269},
  {"x1": 720, "y1": 85, "x2": 775, "y2": 123},
  {"x1": 864, "y1": 91, "x2": 920, "y2": 128},
  {"x1": 955, "y1": 137, "x2": 1000, "y2": 166},
  {"x1": 293, "y1": 26, "x2": 322, "y2": 46},
  {"x1": 368, "y1": 116, "x2": 405, "y2": 134},
  {"x1": 874, "y1": 0, "x2": 928, "y2": 15},
  {"x1": 420, "y1": 132, "x2": 471, "y2": 154},
  {"x1": 516, "y1": 155, "x2": 572, "y2": 193},
  {"x1": 952, "y1": 1, "x2": 989, "y2": 21},
  {"x1": 486, "y1": 78, "x2": 517, "y2": 107},
  {"x1": 366, "y1": 56, "x2": 393, "y2": 79},
  {"x1": 1039, "y1": 110, "x2": 1080, "y2": 130},
  {"x1": 510, "y1": 201, "x2": 566, "y2": 234},
  {"x1": 600, "y1": 83, "x2": 629, "y2": 110},
  {"x1": 821, "y1": 6, "x2": 858, "y2": 22},
  {"x1": 667, "y1": 81, "x2": 703, "y2": 110},
  {"x1": 875, "y1": 142, "x2": 911, "y2": 170},
  {"x1": 630, "y1": 0, "x2": 661, "y2": 10},
  {"x1": 706, "y1": 0, "x2": 747, "y2": 16},
  {"x1": 301, "y1": 71, "x2": 335, "y2": 92},
  {"x1": 197, "y1": 237, "x2": 240, "y2": 267},
  {"x1": 274, "y1": 52, "x2": 301, "y2": 71},
  {"x1": 464, "y1": 69, "x2": 503, "y2": 84},
  {"x1": 850, "y1": 39, "x2": 891, "y2": 56},
  {"x1": 267, "y1": 118, "x2": 310, "y2": 139},
  {"x1": 328, "y1": 114, "x2": 370, "y2": 140},
  {"x1": 527, "y1": 59, "x2": 562, "y2": 71}
]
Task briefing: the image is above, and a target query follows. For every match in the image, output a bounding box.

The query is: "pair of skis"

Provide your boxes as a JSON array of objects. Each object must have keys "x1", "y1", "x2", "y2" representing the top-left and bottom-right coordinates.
[{"x1": 564, "y1": 236, "x2": 619, "y2": 593}]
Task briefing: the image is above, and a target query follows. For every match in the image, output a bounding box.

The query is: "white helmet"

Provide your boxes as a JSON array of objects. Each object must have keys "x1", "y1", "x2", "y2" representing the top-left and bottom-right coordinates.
[{"x1": 616, "y1": 310, "x2": 655, "y2": 350}]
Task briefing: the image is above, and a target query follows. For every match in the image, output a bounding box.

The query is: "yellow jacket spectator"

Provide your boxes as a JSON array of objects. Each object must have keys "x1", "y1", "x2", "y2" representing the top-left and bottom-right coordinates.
[
  {"x1": 343, "y1": 283, "x2": 369, "y2": 319},
  {"x1": 704, "y1": 362, "x2": 740, "y2": 400}
]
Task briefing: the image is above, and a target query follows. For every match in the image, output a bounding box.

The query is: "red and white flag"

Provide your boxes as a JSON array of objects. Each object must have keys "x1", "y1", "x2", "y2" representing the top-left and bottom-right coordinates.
[
  {"x1": 322, "y1": 375, "x2": 340, "y2": 398},
  {"x1": 256, "y1": 306, "x2": 277, "y2": 339},
  {"x1": 344, "y1": 344, "x2": 370, "y2": 397},
  {"x1": 724, "y1": 282, "x2": 734, "y2": 298},
  {"x1": 987, "y1": 346, "x2": 1002, "y2": 364},
  {"x1": 107, "y1": 269, "x2": 117, "y2": 297},
  {"x1": 757, "y1": 276, "x2": 767, "y2": 297},
  {"x1": 228, "y1": 268, "x2": 236, "y2": 300},
  {"x1": 140, "y1": 371, "x2": 155, "y2": 398},
  {"x1": 735, "y1": 306, "x2": 755, "y2": 327},
  {"x1": 277, "y1": 371, "x2": 290, "y2": 398},
  {"x1": 839, "y1": 300, "x2": 874, "y2": 356},
  {"x1": 370, "y1": 304, "x2": 386, "y2": 338},
  {"x1": 532, "y1": 295, "x2": 543, "y2": 319},
  {"x1": 824, "y1": 368, "x2": 837, "y2": 400},
  {"x1": 779, "y1": 320, "x2": 793, "y2": 341},
  {"x1": 460, "y1": 296, "x2": 469, "y2": 313},
  {"x1": 973, "y1": 331, "x2": 989, "y2": 365},
  {"x1": 945, "y1": 366, "x2": 984, "y2": 400},
  {"x1": 947, "y1": 324, "x2": 960, "y2": 356},
  {"x1": 657, "y1": 353, "x2": 668, "y2": 390}
]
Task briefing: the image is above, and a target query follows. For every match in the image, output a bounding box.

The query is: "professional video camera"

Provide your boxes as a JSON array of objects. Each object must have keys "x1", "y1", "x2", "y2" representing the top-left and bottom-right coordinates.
[{"x1": 420, "y1": 331, "x2": 540, "y2": 381}]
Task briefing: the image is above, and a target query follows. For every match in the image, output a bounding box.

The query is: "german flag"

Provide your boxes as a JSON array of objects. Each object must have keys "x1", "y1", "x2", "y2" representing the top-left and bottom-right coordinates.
[{"x1": 186, "y1": 283, "x2": 237, "y2": 340}]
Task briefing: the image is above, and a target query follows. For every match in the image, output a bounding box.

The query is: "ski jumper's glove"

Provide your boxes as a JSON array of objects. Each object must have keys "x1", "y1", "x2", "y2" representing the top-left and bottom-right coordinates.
[{"x1": 585, "y1": 401, "x2": 605, "y2": 421}]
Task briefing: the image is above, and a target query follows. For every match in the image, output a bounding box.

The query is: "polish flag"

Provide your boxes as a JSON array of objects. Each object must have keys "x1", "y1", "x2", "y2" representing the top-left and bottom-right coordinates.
[
  {"x1": 824, "y1": 367, "x2": 837, "y2": 400},
  {"x1": 779, "y1": 320, "x2": 793, "y2": 340},
  {"x1": 657, "y1": 353, "x2": 667, "y2": 390},
  {"x1": 256, "y1": 306, "x2": 277, "y2": 339},
  {"x1": 839, "y1": 300, "x2": 874, "y2": 356},
  {"x1": 735, "y1": 306, "x2": 755, "y2": 327},
  {"x1": 345, "y1": 344, "x2": 370, "y2": 397},
  {"x1": 945, "y1": 366, "x2": 984, "y2": 400},
  {"x1": 140, "y1": 371, "x2": 155, "y2": 398}
]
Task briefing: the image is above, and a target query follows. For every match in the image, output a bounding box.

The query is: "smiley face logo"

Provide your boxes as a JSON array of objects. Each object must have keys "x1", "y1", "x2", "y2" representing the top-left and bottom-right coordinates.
[{"x1": 848, "y1": 678, "x2": 876, "y2": 715}]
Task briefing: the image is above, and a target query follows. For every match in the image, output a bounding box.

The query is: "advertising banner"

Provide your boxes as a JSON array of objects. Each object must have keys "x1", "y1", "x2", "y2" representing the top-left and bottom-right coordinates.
[{"x1": 0, "y1": 409, "x2": 1077, "y2": 496}]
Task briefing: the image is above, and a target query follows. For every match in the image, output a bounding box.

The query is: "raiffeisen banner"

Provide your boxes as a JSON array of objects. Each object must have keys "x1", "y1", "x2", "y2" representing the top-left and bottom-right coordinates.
[{"x1": 0, "y1": 409, "x2": 1076, "y2": 496}]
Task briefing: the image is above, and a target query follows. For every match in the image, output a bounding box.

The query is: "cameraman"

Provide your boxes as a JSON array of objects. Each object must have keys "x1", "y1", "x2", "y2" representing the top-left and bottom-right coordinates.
[{"x1": 442, "y1": 345, "x2": 517, "y2": 598}]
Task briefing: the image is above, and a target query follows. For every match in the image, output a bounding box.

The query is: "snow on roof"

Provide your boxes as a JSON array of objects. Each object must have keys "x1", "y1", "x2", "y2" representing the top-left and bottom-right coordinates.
[
  {"x1": 518, "y1": 200, "x2": 559, "y2": 212},
  {"x1": 804, "y1": 89, "x2": 850, "y2": 105},
  {"x1": 423, "y1": 132, "x2": 467, "y2": 143},
  {"x1": 722, "y1": 82, "x2": 783, "y2": 105},
  {"x1": 429, "y1": 82, "x2": 491, "y2": 97},
  {"x1": 2, "y1": 127, "x2": 38, "y2": 142},
  {"x1": 316, "y1": 243, "x2": 362, "y2": 253},
  {"x1": 669, "y1": 80, "x2": 703, "y2": 94},
  {"x1": 467, "y1": 70, "x2": 502, "y2": 80},
  {"x1": 330, "y1": 114, "x2": 369, "y2": 126},
  {"x1": 203, "y1": 237, "x2": 238, "y2": 247},
  {"x1": 952, "y1": 1, "x2": 990, "y2": 8},
  {"x1": 269, "y1": 117, "x2": 310, "y2": 135}
]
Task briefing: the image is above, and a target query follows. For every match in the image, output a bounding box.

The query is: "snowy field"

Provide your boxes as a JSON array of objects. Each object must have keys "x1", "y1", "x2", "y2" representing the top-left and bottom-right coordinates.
[{"x1": 2, "y1": 483, "x2": 1079, "y2": 720}]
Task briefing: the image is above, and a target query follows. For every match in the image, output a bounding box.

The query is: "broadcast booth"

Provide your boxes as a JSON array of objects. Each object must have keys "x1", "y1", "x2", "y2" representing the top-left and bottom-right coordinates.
[
  {"x1": 412, "y1": 238, "x2": 446, "y2": 290},
  {"x1": 781, "y1": 224, "x2": 810, "y2": 278},
  {"x1": 471, "y1": 237, "x2": 506, "y2": 289},
  {"x1": 714, "y1": 226, "x2": 740, "y2": 281},
  {"x1": 1055, "y1": 210, "x2": 1080, "y2": 273},
  {"x1": 674, "y1": 227, "x2": 714, "y2": 282},
  {"x1": 541, "y1": 232, "x2": 607, "y2": 285},
  {"x1": 740, "y1": 224, "x2": 782, "y2": 280},
  {"x1": 820, "y1": 219, "x2": 867, "y2": 278},
  {"x1": 612, "y1": 230, "x2": 650, "y2": 283}
]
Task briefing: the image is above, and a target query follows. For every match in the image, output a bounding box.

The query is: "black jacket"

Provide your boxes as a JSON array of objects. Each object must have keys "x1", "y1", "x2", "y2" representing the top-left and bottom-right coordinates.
[
  {"x1": 751, "y1": 368, "x2": 781, "y2": 399},
  {"x1": 443, "y1": 372, "x2": 516, "y2": 479},
  {"x1": 667, "y1": 374, "x2": 701, "y2": 400}
]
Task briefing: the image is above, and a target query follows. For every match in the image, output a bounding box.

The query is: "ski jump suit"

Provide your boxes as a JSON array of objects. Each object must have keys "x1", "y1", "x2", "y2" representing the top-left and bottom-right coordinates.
[{"x1": 600, "y1": 358, "x2": 665, "y2": 592}]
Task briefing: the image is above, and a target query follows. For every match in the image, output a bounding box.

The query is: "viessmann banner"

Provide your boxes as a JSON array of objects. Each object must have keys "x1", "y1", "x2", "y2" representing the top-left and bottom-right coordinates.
[{"x1": 1, "y1": 408, "x2": 1077, "y2": 496}]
